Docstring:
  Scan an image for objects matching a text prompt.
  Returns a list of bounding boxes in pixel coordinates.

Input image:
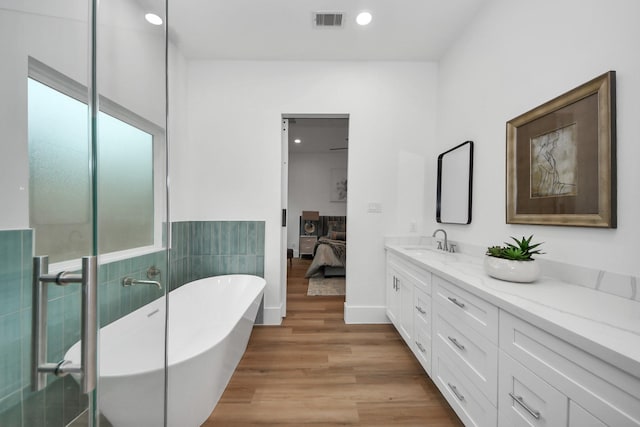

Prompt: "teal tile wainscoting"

[170,221,266,290]
[0,230,32,425]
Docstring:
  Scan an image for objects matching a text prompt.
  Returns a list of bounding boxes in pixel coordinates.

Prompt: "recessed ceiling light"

[294,139,302,144]
[145,13,163,26]
[356,11,372,26]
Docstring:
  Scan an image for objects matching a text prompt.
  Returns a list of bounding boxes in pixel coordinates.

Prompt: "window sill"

[49,245,165,274]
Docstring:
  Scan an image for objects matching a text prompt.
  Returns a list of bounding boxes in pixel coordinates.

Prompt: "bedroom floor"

[204,258,463,426]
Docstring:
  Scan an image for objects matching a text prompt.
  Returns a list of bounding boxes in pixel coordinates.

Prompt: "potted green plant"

[484,235,544,283]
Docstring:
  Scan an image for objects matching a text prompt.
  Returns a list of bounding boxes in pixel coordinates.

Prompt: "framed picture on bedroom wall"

[506,71,616,228]
[330,168,347,202]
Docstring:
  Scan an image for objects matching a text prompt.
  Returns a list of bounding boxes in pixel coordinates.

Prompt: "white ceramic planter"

[483,256,540,283]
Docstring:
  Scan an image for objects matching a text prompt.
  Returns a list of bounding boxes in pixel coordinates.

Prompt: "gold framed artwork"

[506,71,616,228]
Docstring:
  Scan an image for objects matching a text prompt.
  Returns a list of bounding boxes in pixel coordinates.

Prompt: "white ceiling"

[167,1,489,152]
[169,0,489,61]
[288,118,349,154]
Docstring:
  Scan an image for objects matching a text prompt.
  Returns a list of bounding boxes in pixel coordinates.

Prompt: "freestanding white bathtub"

[65,274,265,427]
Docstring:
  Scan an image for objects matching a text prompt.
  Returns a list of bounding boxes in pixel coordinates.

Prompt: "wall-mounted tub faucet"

[122,277,162,290]
[432,228,448,252]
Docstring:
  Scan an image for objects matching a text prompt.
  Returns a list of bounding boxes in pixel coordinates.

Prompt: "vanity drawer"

[434,306,498,405]
[433,351,497,427]
[498,351,567,427]
[414,287,431,326]
[413,316,431,375]
[500,311,640,426]
[568,401,608,427]
[433,275,499,343]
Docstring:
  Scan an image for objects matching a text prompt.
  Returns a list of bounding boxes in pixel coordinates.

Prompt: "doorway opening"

[281,115,349,318]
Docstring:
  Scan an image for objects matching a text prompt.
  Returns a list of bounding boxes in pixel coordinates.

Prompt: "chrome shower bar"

[31,256,97,394]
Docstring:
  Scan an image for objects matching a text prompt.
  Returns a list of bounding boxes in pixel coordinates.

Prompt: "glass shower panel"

[0,0,169,426]
[95,0,168,425]
[0,1,95,426]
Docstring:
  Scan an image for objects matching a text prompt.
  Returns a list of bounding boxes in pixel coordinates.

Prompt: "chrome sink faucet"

[432,228,448,252]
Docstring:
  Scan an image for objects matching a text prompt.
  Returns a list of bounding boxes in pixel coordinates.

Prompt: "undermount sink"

[402,246,442,256]
[399,246,487,272]
[402,246,432,254]
[401,246,457,261]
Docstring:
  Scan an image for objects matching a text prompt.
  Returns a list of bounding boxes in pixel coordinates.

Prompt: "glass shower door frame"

[1,0,169,425]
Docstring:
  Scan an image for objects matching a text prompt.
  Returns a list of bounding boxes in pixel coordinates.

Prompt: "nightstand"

[299,235,317,257]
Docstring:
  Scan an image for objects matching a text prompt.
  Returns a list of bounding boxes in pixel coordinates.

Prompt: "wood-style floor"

[204,258,463,426]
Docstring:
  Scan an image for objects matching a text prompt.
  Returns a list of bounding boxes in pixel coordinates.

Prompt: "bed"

[304,216,346,278]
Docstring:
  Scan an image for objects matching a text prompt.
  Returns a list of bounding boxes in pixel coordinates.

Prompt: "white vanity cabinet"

[432,275,499,427]
[384,245,640,427]
[386,256,413,343]
[386,252,432,371]
[386,258,402,328]
[498,311,640,427]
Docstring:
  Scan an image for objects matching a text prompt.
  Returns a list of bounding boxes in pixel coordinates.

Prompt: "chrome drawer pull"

[448,336,465,351]
[509,392,540,420]
[415,341,426,353]
[447,296,465,309]
[415,305,426,314]
[448,383,465,401]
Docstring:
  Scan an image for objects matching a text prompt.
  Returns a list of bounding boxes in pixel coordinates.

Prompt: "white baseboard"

[343,303,391,324]
[260,305,283,325]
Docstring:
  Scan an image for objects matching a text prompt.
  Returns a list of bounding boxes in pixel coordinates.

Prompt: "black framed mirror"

[436,140,474,224]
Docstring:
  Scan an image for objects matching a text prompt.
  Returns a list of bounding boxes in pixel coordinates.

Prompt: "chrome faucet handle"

[449,244,456,253]
[146,266,161,279]
[437,241,443,250]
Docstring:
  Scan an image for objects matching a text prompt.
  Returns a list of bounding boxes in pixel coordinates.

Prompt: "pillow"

[327,220,346,233]
[329,231,346,241]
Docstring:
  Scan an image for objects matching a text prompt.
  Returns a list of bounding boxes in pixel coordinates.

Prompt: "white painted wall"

[287,151,347,255]
[168,43,188,219]
[172,61,438,324]
[98,1,166,126]
[435,0,640,276]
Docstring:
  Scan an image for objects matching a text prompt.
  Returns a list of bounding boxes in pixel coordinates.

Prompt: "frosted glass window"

[28,78,92,262]
[97,112,153,254]
[28,78,154,263]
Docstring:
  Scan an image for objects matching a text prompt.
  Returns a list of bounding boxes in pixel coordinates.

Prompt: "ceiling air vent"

[313,12,344,28]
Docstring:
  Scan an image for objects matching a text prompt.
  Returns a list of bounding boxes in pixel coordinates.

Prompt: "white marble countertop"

[385,243,640,379]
